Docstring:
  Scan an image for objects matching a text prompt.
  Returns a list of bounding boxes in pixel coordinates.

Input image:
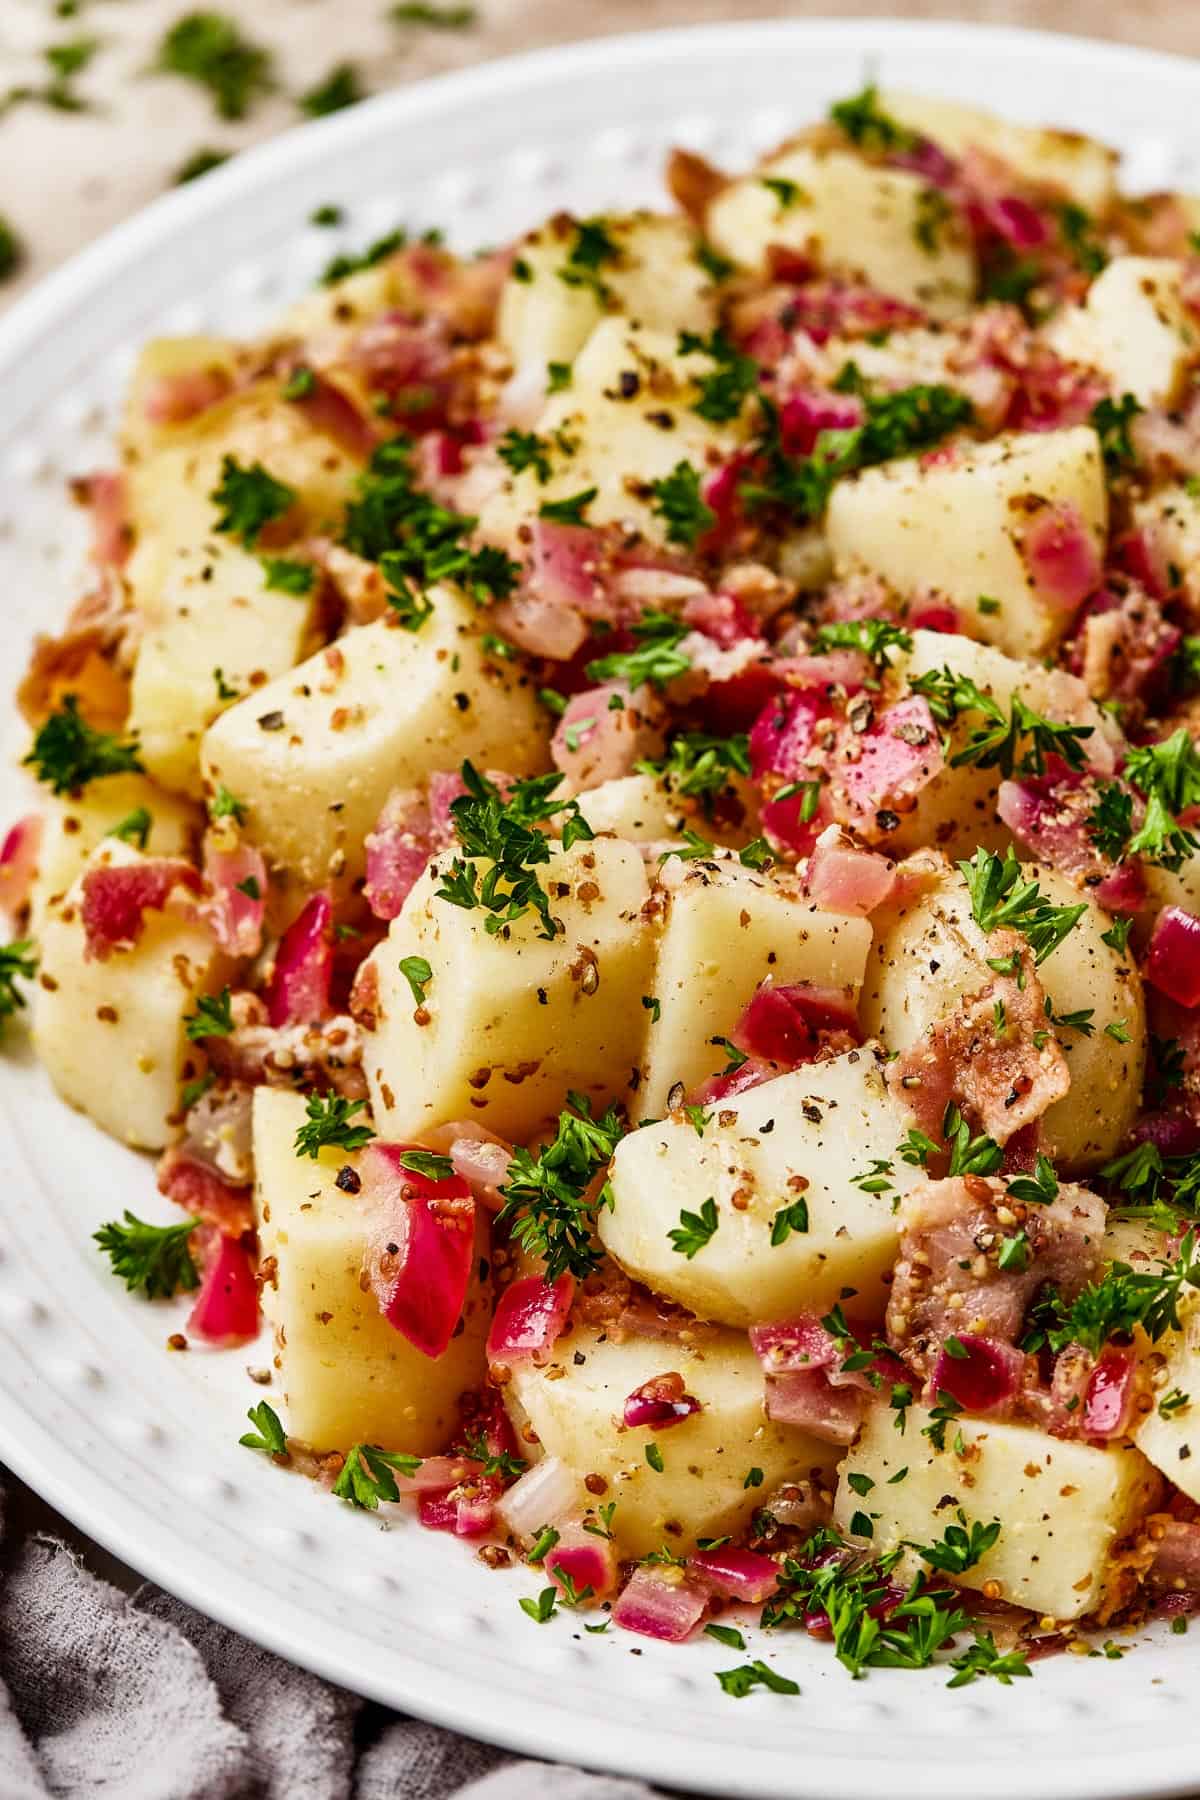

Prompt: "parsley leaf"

[93,1211,199,1299]
[538,488,597,526]
[299,62,362,118]
[947,1632,1032,1688]
[294,1094,376,1160]
[398,954,433,1006]
[262,556,315,595]
[958,846,1086,965]
[0,940,37,1036]
[435,763,595,941]
[496,1093,624,1283]
[678,328,759,424]
[24,696,142,794]
[333,1442,423,1507]
[910,1510,1001,1575]
[829,85,916,151]
[668,1196,719,1259]
[585,610,692,690]
[240,1400,287,1455]
[636,730,750,812]
[341,438,518,604]
[1091,394,1143,471]
[184,987,234,1042]
[716,1661,800,1698]
[814,618,912,666]
[108,807,152,850]
[156,13,273,120]
[211,455,295,545]
[649,460,716,547]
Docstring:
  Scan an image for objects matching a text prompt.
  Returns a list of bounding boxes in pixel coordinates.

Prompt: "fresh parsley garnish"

[93,1211,199,1299]
[538,488,597,526]
[716,1661,799,1698]
[637,730,750,811]
[240,1401,288,1456]
[958,847,1086,965]
[435,762,595,941]
[299,62,362,118]
[156,12,273,120]
[24,696,143,794]
[108,807,153,850]
[294,1094,376,1160]
[829,84,916,151]
[677,328,759,424]
[649,460,715,547]
[910,1510,1001,1576]
[262,556,315,595]
[184,987,234,1042]
[398,954,433,1006]
[211,455,295,545]
[341,438,519,605]
[0,940,37,1036]
[946,1633,1032,1688]
[1091,394,1143,471]
[398,1149,455,1181]
[585,610,692,690]
[333,1443,423,1508]
[668,1196,719,1259]
[496,1093,623,1283]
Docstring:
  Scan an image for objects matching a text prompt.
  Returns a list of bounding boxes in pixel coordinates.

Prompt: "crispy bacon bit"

[886,938,1070,1146]
[157,1145,254,1238]
[886,1174,1105,1382]
[81,858,201,960]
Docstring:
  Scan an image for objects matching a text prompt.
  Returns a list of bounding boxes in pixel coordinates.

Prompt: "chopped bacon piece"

[267,894,333,1027]
[289,371,378,460]
[363,788,434,921]
[838,695,944,827]
[613,1566,709,1642]
[806,825,897,916]
[78,471,133,568]
[156,1145,254,1238]
[1073,589,1180,713]
[203,837,267,958]
[886,939,1070,1146]
[80,857,201,960]
[996,773,1143,913]
[550,682,663,789]
[886,1174,1105,1383]
[730,978,860,1068]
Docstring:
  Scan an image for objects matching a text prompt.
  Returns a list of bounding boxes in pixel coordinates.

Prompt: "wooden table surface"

[0,0,1196,303]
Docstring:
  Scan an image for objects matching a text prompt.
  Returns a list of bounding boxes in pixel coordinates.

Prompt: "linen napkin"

[0,1482,657,1800]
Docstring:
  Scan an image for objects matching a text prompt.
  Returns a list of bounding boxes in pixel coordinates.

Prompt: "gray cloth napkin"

[0,1485,657,1800]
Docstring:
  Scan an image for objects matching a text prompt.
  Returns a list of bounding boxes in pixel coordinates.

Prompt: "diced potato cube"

[362,836,654,1142]
[879,91,1118,214]
[576,771,758,851]
[834,1402,1159,1622]
[126,380,364,794]
[1134,1298,1200,1502]
[253,1088,489,1453]
[826,427,1108,659]
[1047,257,1199,408]
[27,773,200,934]
[884,628,1118,858]
[860,861,1145,1171]
[637,856,871,1115]
[201,592,548,891]
[122,335,240,461]
[32,842,231,1150]
[498,212,717,377]
[506,1322,839,1558]
[601,1050,921,1327]
[477,318,745,550]
[1133,483,1200,613]
[705,147,976,318]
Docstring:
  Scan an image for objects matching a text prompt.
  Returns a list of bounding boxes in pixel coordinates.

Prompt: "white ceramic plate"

[4,20,1200,1797]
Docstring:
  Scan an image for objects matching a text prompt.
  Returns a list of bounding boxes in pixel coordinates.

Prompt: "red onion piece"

[203,838,266,958]
[359,1142,476,1357]
[612,1567,709,1642]
[622,1373,701,1430]
[187,1232,259,1347]
[392,1453,482,1496]
[1146,907,1200,1008]
[545,1535,617,1601]
[839,695,944,818]
[267,893,333,1026]
[778,389,863,457]
[363,788,433,921]
[0,814,42,918]
[1083,1348,1139,1439]
[930,1335,1025,1414]
[496,1456,581,1539]
[806,828,897,917]
[732,980,859,1067]
[418,1485,496,1537]
[690,1546,780,1604]
[1019,501,1101,615]
[487,1274,574,1365]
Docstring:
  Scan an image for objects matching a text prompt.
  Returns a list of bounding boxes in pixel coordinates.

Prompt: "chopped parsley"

[637,730,750,810]
[0,940,37,1036]
[677,328,759,424]
[649,460,716,547]
[262,557,315,595]
[828,85,916,152]
[435,763,595,940]
[398,954,433,1006]
[498,429,553,482]
[814,618,912,667]
[668,1196,719,1259]
[299,63,363,118]
[240,1401,287,1456]
[910,1510,1001,1575]
[1091,729,1200,872]
[156,13,273,121]
[93,1211,199,1299]
[390,1,477,24]
[210,784,246,824]
[558,217,621,299]
[538,488,597,526]
[211,455,295,545]
[771,1198,810,1244]
[333,1443,423,1508]
[1091,394,1143,471]
[294,1094,376,1160]
[175,147,231,184]
[108,807,153,850]
[518,1586,557,1624]
[1041,1231,1200,1354]
[24,696,143,794]
[716,1661,800,1698]
[341,438,518,605]
[947,1633,1032,1688]
[321,227,409,285]
[496,1092,624,1283]
[0,216,23,283]
[958,847,1087,966]
[586,610,692,690]
[184,987,235,1042]
[398,1150,455,1181]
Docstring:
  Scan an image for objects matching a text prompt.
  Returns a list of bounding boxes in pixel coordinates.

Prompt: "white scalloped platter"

[4,21,1200,1798]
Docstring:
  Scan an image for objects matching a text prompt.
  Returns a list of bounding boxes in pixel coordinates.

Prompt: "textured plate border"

[3,21,1200,1799]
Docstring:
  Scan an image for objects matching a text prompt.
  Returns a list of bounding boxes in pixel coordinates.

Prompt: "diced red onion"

[187,1232,259,1347]
[487,1274,574,1365]
[733,980,860,1067]
[0,814,42,918]
[777,389,863,457]
[806,827,897,916]
[203,837,267,957]
[612,1566,709,1642]
[267,893,333,1026]
[419,1484,496,1537]
[545,1534,618,1601]
[392,1453,482,1496]
[839,696,944,817]
[363,788,432,921]
[622,1372,701,1430]
[930,1335,1025,1414]
[495,1456,582,1540]
[1019,501,1101,615]
[1145,907,1200,1008]
[690,1546,780,1604]
[359,1142,476,1358]
[1082,1348,1139,1439]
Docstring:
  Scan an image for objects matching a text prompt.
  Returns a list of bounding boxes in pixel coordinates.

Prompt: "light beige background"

[0,0,1197,305]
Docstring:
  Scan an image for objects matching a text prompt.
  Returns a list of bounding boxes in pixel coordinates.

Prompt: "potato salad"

[10,83,1200,1690]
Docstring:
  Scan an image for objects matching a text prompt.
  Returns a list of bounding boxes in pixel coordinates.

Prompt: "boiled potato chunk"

[879,91,1118,214]
[637,856,871,1115]
[506,1323,839,1558]
[32,842,231,1150]
[885,628,1116,858]
[26,773,199,934]
[1133,484,1200,612]
[362,837,654,1142]
[122,335,239,460]
[705,147,975,318]
[860,860,1145,1171]
[1047,257,1199,408]
[826,427,1107,659]
[835,1402,1159,1622]
[498,212,716,376]
[601,1051,921,1327]
[1134,1298,1200,1502]
[126,379,364,794]
[201,591,548,890]
[252,1088,489,1453]
[478,318,745,550]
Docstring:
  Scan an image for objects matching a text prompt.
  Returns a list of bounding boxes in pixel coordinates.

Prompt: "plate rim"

[4,18,1200,1797]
